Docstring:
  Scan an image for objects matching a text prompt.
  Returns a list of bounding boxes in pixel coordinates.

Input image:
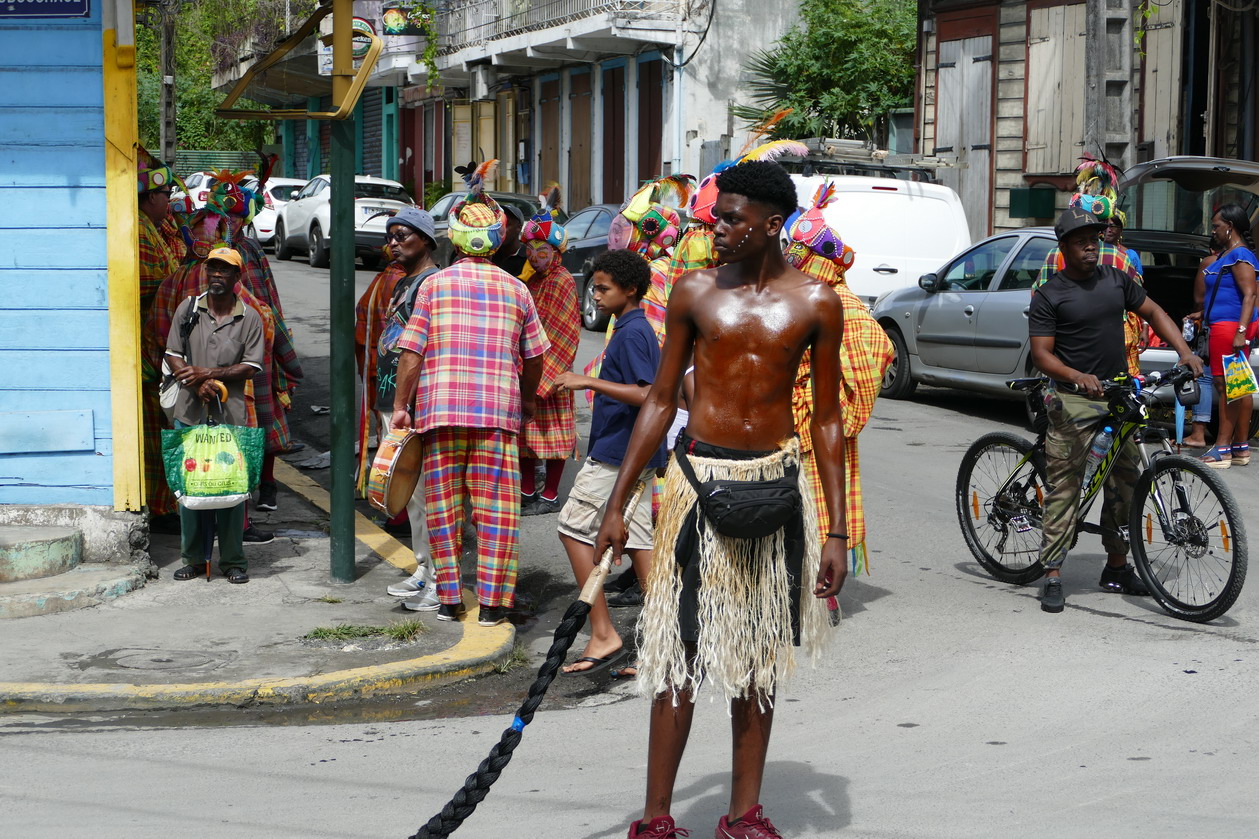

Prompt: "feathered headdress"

[449,159,506,256]
[523,183,568,252]
[690,139,811,225]
[785,179,849,265]
[609,174,695,260]
[1069,153,1122,221]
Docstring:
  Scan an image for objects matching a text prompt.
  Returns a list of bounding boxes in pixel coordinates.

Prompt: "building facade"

[218,1,804,207]
[915,0,1259,238]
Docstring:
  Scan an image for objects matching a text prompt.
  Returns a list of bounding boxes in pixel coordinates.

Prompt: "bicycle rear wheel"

[1129,455,1247,622]
[956,432,1048,585]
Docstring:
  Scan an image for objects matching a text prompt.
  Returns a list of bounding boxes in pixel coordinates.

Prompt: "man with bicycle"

[1029,208,1204,613]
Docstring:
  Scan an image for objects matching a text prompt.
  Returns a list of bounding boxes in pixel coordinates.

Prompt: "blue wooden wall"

[0,9,114,505]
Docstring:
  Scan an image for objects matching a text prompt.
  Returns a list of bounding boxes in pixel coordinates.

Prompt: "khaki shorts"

[557,459,654,550]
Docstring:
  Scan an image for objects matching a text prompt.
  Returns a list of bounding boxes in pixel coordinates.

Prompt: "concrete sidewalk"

[0,460,515,714]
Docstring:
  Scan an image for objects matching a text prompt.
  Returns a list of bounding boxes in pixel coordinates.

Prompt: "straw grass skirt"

[636,437,830,706]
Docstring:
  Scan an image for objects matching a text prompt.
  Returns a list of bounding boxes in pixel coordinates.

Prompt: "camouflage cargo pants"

[1039,390,1141,569]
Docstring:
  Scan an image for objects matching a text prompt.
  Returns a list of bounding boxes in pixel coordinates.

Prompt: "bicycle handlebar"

[1056,365,1194,397]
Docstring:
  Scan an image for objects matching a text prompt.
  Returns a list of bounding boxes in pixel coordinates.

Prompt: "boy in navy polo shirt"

[554,249,666,675]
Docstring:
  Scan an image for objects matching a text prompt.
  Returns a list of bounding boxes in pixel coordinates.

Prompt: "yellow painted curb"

[0,460,516,713]
[0,613,513,712]
[273,459,417,574]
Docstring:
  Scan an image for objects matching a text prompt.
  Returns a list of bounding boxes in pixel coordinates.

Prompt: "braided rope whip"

[409,478,648,839]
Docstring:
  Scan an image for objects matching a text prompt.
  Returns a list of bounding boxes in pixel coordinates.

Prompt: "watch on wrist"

[1238,326,1247,334]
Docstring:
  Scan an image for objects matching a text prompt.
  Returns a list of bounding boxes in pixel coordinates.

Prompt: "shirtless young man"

[592,161,849,839]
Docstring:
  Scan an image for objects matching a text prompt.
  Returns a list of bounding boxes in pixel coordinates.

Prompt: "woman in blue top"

[1193,203,1258,468]
[1104,212,1144,279]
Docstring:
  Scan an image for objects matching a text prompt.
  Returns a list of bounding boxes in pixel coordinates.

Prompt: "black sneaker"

[605,567,638,594]
[243,525,275,544]
[1100,564,1150,596]
[477,605,508,627]
[437,602,466,622]
[608,581,644,607]
[256,481,278,511]
[1041,577,1065,613]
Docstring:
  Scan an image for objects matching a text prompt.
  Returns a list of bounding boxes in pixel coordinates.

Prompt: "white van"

[789,175,971,305]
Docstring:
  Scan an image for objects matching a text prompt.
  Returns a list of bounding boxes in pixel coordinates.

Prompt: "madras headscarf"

[137,144,184,195]
[608,175,694,260]
[521,185,568,251]
[784,180,856,278]
[448,159,506,256]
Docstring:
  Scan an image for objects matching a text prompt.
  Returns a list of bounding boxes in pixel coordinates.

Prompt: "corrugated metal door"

[637,58,664,182]
[935,36,992,237]
[361,88,383,177]
[570,72,593,209]
[539,79,561,192]
[602,66,626,202]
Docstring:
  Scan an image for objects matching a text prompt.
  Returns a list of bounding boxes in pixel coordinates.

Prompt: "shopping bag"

[162,422,264,510]
[1223,352,1259,403]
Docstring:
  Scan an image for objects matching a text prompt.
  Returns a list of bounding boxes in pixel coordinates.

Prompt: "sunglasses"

[386,230,414,243]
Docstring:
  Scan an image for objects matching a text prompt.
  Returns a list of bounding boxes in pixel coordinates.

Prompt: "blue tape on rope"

[511,716,525,732]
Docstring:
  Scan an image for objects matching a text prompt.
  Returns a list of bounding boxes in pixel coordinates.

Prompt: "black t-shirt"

[491,246,528,279]
[1028,265,1147,379]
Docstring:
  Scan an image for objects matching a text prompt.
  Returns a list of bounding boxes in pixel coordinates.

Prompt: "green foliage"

[136,0,314,152]
[423,178,452,210]
[304,620,427,642]
[730,0,917,145]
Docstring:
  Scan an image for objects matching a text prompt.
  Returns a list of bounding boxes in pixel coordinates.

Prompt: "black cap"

[501,203,525,225]
[1055,207,1107,241]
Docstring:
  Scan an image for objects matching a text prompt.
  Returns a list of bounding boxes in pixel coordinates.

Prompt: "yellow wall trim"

[104,1,143,512]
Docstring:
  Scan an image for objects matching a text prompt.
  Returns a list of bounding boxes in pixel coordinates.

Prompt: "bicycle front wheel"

[1129,455,1248,623]
[956,432,1048,585]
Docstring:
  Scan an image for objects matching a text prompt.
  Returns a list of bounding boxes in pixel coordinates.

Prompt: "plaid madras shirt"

[397,257,550,434]
[1035,243,1145,377]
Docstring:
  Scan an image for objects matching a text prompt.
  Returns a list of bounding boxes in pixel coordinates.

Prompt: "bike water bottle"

[1083,426,1113,487]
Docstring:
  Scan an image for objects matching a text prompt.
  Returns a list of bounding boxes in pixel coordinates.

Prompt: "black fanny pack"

[673,443,801,540]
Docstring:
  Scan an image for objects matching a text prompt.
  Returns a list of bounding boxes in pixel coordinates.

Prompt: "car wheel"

[581,274,609,331]
[274,221,292,260]
[881,326,916,399]
[309,223,329,268]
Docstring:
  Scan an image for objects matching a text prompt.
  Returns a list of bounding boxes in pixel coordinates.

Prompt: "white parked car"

[789,174,972,306]
[170,171,216,211]
[274,174,415,268]
[249,177,307,248]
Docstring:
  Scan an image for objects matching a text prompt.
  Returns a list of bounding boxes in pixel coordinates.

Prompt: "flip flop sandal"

[1200,447,1232,469]
[561,648,626,677]
[1231,444,1251,465]
[610,663,639,680]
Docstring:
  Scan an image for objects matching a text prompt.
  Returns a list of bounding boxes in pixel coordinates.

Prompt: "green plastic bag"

[1224,352,1258,403]
[162,423,264,510]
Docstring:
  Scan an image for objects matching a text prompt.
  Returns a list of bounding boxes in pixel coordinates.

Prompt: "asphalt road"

[3,256,1256,837]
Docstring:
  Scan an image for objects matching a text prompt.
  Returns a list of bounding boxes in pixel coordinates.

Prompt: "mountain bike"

[956,366,1247,622]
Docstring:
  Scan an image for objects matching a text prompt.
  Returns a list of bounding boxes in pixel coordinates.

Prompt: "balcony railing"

[439,0,684,51]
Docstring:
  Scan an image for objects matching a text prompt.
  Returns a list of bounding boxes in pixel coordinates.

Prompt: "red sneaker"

[629,814,690,838]
[715,805,783,839]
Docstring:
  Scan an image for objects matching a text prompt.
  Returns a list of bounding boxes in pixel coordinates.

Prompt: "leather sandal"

[173,564,206,581]
[225,568,250,584]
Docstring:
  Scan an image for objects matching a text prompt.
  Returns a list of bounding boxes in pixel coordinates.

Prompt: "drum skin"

[367,429,423,517]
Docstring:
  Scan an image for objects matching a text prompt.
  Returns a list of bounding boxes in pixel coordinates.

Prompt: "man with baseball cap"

[164,247,266,584]
[1028,208,1203,613]
[372,207,443,608]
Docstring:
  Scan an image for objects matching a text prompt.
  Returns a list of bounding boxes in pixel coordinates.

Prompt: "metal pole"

[329,0,356,583]
[159,4,177,163]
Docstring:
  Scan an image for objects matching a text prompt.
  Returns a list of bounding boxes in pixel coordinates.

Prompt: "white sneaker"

[401,587,441,611]
[387,576,425,597]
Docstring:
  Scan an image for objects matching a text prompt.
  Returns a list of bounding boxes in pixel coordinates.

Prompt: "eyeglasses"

[386,230,413,243]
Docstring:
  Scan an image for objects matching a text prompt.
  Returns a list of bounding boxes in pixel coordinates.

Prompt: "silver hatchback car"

[872,227,1057,401]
